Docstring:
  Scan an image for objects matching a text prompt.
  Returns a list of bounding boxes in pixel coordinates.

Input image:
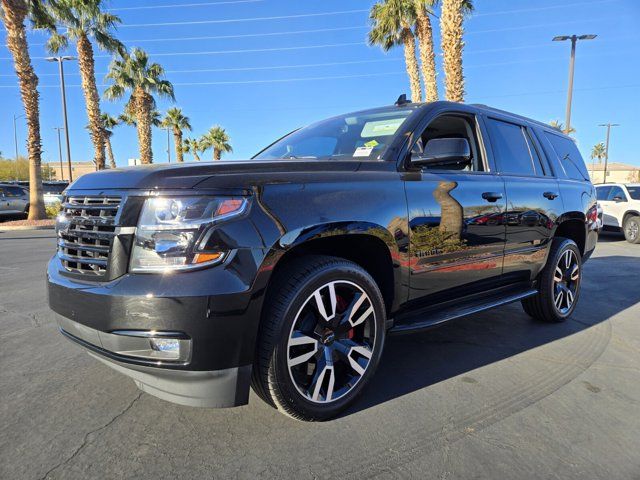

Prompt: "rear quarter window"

[544,132,589,181]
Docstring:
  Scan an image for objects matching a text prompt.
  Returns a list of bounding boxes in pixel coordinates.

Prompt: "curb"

[0,225,55,232]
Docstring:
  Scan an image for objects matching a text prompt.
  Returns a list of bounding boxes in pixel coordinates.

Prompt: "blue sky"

[1,0,639,168]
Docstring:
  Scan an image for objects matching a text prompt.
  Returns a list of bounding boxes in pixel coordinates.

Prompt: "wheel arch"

[622,209,640,225]
[262,221,401,316]
[554,213,587,255]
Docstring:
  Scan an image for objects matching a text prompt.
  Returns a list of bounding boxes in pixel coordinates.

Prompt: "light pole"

[12,113,25,180]
[46,56,75,182]
[53,127,65,181]
[552,34,597,134]
[599,123,620,183]
[163,126,171,163]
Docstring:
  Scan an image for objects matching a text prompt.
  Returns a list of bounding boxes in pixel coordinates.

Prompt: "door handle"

[482,192,503,202]
[543,191,559,200]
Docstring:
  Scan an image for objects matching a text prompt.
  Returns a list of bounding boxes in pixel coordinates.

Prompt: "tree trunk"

[193,151,200,162]
[134,90,153,164]
[214,148,221,161]
[433,181,463,240]
[106,136,116,168]
[76,34,106,169]
[173,128,184,163]
[2,0,45,219]
[441,0,465,102]
[415,3,438,102]
[401,26,422,103]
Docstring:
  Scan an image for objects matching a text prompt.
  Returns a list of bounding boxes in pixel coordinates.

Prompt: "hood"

[67,159,387,191]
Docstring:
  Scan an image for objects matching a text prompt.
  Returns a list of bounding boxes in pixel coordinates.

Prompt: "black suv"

[47,99,599,420]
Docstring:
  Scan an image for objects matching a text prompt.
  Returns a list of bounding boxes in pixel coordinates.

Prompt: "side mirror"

[411,138,471,168]
[613,195,625,202]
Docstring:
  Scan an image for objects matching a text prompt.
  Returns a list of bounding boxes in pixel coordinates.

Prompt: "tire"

[23,204,30,218]
[251,255,386,421]
[521,238,582,323]
[623,215,640,244]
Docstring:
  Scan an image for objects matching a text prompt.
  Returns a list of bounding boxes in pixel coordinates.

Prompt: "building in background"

[46,161,99,181]
[588,162,640,184]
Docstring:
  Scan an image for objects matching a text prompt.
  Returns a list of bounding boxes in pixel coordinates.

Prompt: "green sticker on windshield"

[364,140,379,148]
[361,118,405,137]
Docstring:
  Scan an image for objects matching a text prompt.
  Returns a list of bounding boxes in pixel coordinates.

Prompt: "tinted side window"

[608,186,626,201]
[487,118,538,176]
[6,186,25,197]
[596,186,612,200]
[544,132,589,181]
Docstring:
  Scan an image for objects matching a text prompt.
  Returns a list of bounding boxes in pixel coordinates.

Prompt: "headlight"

[130,196,247,273]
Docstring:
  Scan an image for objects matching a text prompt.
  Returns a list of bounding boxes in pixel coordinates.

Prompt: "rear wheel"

[522,238,582,322]
[252,255,386,421]
[623,215,640,244]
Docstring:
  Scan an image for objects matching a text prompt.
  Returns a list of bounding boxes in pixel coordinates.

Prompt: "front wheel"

[522,238,582,322]
[252,255,386,421]
[623,215,640,244]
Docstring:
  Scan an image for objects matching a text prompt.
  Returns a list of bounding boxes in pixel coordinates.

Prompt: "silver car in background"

[0,183,29,217]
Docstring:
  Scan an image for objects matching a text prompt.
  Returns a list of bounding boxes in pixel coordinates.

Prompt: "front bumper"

[59,315,251,407]
[48,247,267,407]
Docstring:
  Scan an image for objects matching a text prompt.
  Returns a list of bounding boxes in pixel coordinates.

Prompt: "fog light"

[149,338,180,358]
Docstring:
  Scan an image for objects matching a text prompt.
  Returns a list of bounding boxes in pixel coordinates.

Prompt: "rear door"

[483,116,561,282]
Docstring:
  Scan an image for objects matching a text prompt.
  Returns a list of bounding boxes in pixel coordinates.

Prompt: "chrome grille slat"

[57,239,110,254]
[57,195,121,277]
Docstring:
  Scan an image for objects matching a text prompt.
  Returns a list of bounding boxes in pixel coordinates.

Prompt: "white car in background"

[595,183,640,243]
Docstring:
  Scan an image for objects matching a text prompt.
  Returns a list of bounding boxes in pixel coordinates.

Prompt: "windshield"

[627,186,640,200]
[254,107,417,161]
[43,183,68,194]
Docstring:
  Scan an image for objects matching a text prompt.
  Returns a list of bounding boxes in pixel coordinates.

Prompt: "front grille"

[57,195,122,276]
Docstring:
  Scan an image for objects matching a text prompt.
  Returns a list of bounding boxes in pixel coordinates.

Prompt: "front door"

[598,185,628,229]
[405,113,507,303]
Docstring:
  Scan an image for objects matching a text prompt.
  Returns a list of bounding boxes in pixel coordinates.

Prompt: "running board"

[389,288,538,335]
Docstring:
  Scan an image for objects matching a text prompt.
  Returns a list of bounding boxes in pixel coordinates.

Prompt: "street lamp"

[163,126,171,163]
[552,34,597,134]
[12,113,25,180]
[46,55,75,182]
[53,127,65,181]
[598,123,620,183]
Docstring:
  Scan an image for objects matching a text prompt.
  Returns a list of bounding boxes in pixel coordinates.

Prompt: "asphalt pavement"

[1,230,638,479]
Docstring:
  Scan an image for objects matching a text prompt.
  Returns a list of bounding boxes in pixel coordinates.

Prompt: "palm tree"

[104,48,174,164]
[549,120,576,135]
[36,0,124,170]
[201,126,232,161]
[100,113,119,168]
[591,142,606,164]
[183,137,204,162]
[118,109,162,127]
[440,0,474,102]
[369,0,422,103]
[413,0,438,102]
[1,0,46,219]
[161,108,191,163]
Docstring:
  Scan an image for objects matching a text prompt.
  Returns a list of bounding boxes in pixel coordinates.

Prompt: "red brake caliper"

[336,295,355,339]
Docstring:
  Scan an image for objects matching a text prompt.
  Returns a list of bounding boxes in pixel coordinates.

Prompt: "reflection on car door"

[484,117,561,282]
[405,112,507,303]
